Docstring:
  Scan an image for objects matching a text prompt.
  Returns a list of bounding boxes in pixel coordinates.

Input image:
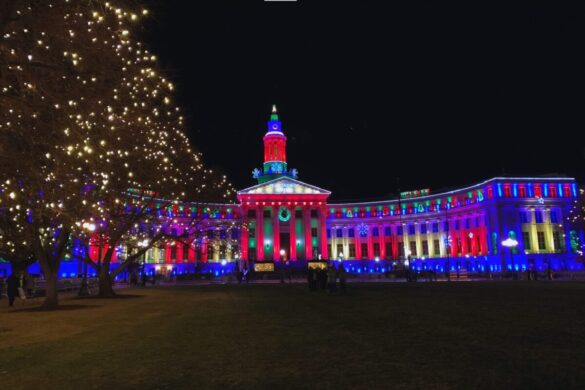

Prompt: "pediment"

[238,177,331,196]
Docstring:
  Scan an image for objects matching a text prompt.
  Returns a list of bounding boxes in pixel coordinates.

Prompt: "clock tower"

[253,105,298,183]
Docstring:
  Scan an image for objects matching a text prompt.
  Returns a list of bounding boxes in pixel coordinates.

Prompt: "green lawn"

[1,282,585,389]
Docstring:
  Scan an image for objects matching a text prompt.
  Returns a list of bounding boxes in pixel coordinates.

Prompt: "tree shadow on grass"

[10,304,101,313]
[73,294,145,300]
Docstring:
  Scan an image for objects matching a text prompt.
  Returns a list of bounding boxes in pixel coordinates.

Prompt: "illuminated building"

[2,106,582,278]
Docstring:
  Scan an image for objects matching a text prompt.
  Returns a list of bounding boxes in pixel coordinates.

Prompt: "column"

[289,206,297,260]
[241,207,249,261]
[304,208,313,260]
[188,243,195,262]
[367,226,374,260]
[256,206,264,261]
[355,230,362,259]
[391,234,398,259]
[379,224,385,259]
[165,243,172,264]
[177,243,184,263]
[320,207,328,259]
[272,206,280,260]
[202,239,208,263]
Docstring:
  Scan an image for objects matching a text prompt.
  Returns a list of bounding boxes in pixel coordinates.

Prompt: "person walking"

[0,276,5,300]
[327,264,337,294]
[6,273,18,307]
[338,264,347,294]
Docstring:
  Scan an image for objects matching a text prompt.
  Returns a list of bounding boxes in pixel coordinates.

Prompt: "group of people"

[0,273,23,307]
[129,271,159,288]
[307,264,347,294]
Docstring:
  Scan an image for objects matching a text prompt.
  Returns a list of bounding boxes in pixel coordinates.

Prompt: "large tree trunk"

[98,266,116,297]
[40,270,59,310]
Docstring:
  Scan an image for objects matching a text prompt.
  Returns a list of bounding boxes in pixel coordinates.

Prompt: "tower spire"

[270,104,279,121]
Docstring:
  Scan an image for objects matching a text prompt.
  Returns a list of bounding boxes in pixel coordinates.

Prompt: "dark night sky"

[143,1,585,201]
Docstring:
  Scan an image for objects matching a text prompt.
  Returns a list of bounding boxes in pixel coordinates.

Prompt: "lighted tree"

[0,1,234,307]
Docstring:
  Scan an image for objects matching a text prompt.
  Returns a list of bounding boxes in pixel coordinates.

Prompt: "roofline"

[329,176,576,207]
[237,176,332,195]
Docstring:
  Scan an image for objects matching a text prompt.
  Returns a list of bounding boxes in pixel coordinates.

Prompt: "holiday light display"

[0,0,233,306]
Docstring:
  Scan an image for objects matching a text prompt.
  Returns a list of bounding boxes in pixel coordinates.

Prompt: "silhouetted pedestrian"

[338,264,347,294]
[318,267,327,291]
[327,265,336,294]
[6,273,18,307]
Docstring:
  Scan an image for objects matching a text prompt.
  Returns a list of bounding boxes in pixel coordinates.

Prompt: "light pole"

[279,249,286,283]
[78,222,96,296]
[502,237,519,280]
[137,239,149,280]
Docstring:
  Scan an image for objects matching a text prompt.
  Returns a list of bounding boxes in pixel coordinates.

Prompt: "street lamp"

[78,222,97,296]
[502,237,519,279]
[137,239,149,277]
[279,249,287,283]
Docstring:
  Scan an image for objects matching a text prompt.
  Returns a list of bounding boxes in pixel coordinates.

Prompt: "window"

[327,244,332,257]
[263,209,271,218]
[465,219,471,229]
[183,245,190,261]
[432,223,439,233]
[475,216,480,227]
[348,229,355,238]
[422,240,429,256]
[249,228,255,239]
[398,242,405,258]
[408,225,415,235]
[396,226,403,235]
[361,243,368,258]
[520,211,529,224]
[420,224,427,234]
[455,220,460,230]
[433,239,440,256]
[170,245,177,260]
[311,227,318,237]
[537,232,546,250]
[385,242,392,259]
[553,231,562,251]
[443,221,449,231]
[327,229,331,239]
[248,247,257,261]
[310,209,318,218]
[372,227,379,237]
[522,231,531,251]
[550,210,558,224]
[384,227,392,236]
[373,243,380,257]
[247,209,256,218]
[336,229,343,238]
[409,241,417,257]
[349,244,356,258]
[535,210,543,224]
[336,244,344,258]
[295,210,303,219]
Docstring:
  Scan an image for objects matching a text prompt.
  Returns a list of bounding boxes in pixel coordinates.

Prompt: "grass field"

[1,281,585,389]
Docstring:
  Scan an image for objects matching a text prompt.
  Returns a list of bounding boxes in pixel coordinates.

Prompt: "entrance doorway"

[280,232,290,260]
